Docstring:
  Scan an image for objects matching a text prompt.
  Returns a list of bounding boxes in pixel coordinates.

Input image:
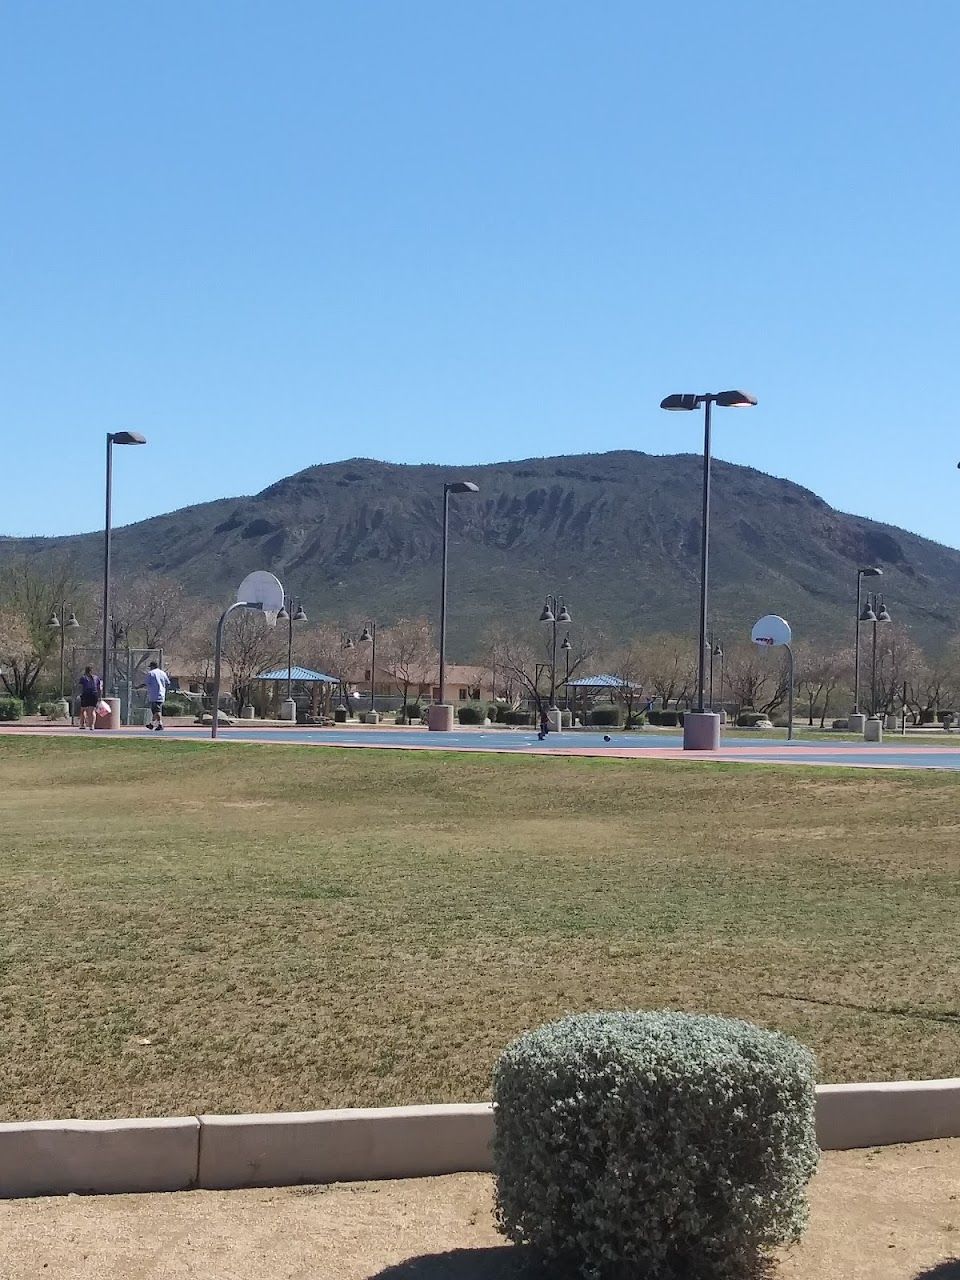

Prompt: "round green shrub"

[493,1010,818,1279]
[0,697,24,722]
[587,705,622,727]
[737,711,767,727]
[457,704,484,725]
[658,710,680,727]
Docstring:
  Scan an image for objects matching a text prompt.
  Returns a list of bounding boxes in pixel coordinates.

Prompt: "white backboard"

[751,614,792,648]
[236,571,284,626]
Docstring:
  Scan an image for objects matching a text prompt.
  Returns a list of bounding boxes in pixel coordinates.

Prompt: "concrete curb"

[2,1082,960,1198]
[0,1117,199,1198]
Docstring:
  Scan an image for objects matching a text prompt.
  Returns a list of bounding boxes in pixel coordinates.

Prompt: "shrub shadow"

[371,1245,540,1278]
[913,1262,960,1280]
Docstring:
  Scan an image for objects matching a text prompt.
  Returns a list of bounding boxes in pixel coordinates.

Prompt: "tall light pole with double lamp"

[277,596,308,720]
[861,591,891,718]
[429,480,479,732]
[102,431,147,711]
[851,566,882,730]
[660,391,757,749]
[358,622,378,721]
[48,606,80,714]
[561,633,572,710]
[539,594,572,727]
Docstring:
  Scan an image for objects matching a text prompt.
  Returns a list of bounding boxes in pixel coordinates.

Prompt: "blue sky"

[2,2,958,544]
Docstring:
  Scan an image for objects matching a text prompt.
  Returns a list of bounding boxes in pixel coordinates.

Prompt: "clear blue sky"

[2,2,958,544]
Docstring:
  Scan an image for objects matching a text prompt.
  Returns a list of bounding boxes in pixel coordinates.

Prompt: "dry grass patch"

[0,736,958,1119]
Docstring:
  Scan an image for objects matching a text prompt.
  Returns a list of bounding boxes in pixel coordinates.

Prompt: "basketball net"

[262,609,279,628]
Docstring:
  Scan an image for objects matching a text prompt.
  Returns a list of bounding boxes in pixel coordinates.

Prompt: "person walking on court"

[78,666,102,730]
[144,661,171,731]
[537,705,550,741]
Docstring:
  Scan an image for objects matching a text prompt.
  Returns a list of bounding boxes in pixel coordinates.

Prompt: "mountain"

[3,452,960,654]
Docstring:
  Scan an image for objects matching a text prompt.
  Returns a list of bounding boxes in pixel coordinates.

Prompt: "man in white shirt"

[145,662,171,731]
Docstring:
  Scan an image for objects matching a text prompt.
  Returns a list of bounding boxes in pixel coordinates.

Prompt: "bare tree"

[645,634,697,709]
[725,642,790,716]
[301,621,365,704]
[796,644,853,727]
[220,611,286,709]
[873,624,924,718]
[109,573,192,650]
[0,557,79,699]
[607,639,647,722]
[379,617,438,707]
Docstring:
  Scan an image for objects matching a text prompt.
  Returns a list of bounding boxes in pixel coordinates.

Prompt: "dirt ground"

[0,1141,958,1279]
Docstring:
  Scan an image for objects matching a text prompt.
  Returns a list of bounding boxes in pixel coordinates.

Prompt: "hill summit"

[3,451,959,652]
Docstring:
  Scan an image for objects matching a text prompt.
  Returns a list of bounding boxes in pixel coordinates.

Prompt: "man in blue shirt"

[144,662,171,731]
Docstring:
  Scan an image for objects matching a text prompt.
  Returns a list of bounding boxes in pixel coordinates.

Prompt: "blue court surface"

[132,724,960,771]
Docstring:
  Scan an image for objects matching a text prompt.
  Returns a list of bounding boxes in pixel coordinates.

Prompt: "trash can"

[864,716,883,743]
[334,706,348,723]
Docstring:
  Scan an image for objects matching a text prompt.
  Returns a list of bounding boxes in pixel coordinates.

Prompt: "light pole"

[358,622,377,716]
[561,633,572,710]
[102,431,147,698]
[48,606,80,707]
[862,591,891,716]
[338,633,356,710]
[539,594,572,712]
[432,480,479,731]
[660,390,757,749]
[713,641,724,716]
[276,596,307,707]
[853,566,882,718]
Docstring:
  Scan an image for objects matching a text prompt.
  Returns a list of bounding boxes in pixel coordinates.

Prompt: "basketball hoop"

[236,571,284,626]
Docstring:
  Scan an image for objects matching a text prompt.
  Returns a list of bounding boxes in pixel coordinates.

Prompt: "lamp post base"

[546,707,562,733]
[848,713,866,734]
[426,704,454,732]
[280,699,297,722]
[683,711,721,751]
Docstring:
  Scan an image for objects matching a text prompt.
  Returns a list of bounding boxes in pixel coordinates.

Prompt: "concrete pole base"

[426,704,454,732]
[96,696,121,730]
[279,699,297,722]
[864,716,883,743]
[546,708,562,733]
[683,711,721,751]
[848,713,867,734]
[362,711,380,725]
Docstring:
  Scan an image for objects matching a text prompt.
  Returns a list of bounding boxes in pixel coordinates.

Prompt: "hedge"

[587,705,622,727]
[493,1010,818,1279]
[457,704,485,725]
[0,697,24,722]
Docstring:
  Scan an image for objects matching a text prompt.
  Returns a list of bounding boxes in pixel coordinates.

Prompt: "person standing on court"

[77,665,102,730]
[144,661,171,731]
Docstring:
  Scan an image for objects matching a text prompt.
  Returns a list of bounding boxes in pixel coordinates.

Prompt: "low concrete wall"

[0,1117,199,1197]
[4,1083,960,1199]
[198,1103,494,1190]
[816,1079,960,1150]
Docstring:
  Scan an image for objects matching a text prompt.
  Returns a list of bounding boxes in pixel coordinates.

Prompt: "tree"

[607,639,647,721]
[301,620,365,705]
[0,557,79,700]
[108,573,191,651]
[724,642,789,716]
[873,624,924,718]
[795,644,853,727]
[379,617,438,707]
[219,611,285,709]
[645,634,697,709]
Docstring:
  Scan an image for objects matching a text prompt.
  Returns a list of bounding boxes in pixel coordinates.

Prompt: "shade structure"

[254,666,339,683]
[564,673,644,690]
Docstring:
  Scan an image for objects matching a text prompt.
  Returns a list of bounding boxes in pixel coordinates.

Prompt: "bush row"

[0,697,24,721]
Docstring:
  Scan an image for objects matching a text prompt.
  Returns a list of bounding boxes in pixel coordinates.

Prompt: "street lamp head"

[446,481,480,494]
[293,604,308,623]
[660,393,702,411]
[713,643,723,657]
[714,390,758,408]
[47,611,61,629]
[859,566,883,578]
[109,431,147,446]
[560,634,572,652]
[65,612,80,630]
[876,600,892,624]
[358,626,373,644]
[556,604,572,624]
[860,603,878,623]
[539,602,555,624]
[344,636,355,649]
[276,606,290,622]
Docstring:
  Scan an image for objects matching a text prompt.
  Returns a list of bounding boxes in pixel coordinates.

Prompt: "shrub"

[831,718,849,730]
[493,1010,818,1280]
[0,697,24,722]
[504,709,533,726]
[403,703,423,720]
[457,704,484,725]
[160,697,192,717]
[658,710,680,727]
[737,711,767,727]
[646,708,661,725]
[588,705,622,727]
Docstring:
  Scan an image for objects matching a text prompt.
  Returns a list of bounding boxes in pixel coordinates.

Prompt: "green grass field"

[0,735,958,1121]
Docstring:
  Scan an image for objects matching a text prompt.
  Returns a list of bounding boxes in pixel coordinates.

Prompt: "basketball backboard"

[236,571,284,627]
